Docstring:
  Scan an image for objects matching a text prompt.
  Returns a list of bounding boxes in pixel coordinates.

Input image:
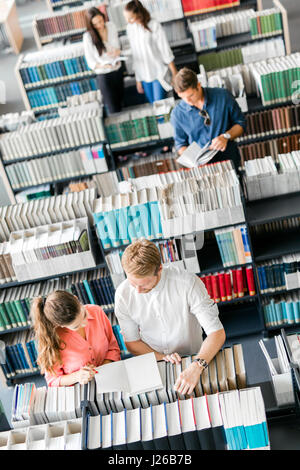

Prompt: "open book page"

[100,56,127,66]
[94,361,130,393]
[125,353,163,396]
[177,141,218,168]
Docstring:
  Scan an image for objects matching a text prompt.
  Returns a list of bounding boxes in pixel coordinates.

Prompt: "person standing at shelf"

[83,7,124,115]
[31,290,120,386]
[123,0,178,103]
[115,239,226,395]
[171,67,246,170]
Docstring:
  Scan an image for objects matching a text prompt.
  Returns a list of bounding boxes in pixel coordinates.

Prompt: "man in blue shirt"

[171,67,246,170]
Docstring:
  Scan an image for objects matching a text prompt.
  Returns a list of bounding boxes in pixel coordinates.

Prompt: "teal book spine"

[93,212,112,250]
[105,209,120,248]
[148,201,163,240]
[83,280,96,304]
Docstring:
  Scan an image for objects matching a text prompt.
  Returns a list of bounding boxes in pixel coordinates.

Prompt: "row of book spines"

[257,263,292,293]
[70,277,115,311]
[2,340,38,378]
[200,266,256,303]
[116,159,180,181]
[198,47,243,71]
[94,203,163,251]
[105,118,159,145]
[19,56,89,86]
[239,133,300,164]
[36,13,88,38]
[260,68,300,105]
[181,0,240,14]
[0,277,114,332]
[214,227,252,268]
[249,12,282,38]
[241,105,300,141]
[27,78,97,109]
[263,298,300,327]
[157,240,180,264]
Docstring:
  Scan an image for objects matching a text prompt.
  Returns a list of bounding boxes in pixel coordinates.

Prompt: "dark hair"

[86,7,107,56]
[125,0,151,32]
[31,290,81,374]
[173,67,198,93]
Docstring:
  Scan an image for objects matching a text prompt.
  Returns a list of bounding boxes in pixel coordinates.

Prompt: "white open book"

[176,141,218,168]
[94,352,163,396]
[100,55,127,66]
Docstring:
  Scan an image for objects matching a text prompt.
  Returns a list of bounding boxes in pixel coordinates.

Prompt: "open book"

[100,55,127,66]
[177,141,218,168]
[94,352,163,396]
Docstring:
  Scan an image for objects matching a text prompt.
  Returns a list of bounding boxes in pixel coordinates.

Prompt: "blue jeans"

[141,79,167,103]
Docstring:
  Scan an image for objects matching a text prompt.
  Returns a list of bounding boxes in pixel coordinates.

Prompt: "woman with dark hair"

[83,7,124,114]
[31,290,120,386]
[124,0,177,103]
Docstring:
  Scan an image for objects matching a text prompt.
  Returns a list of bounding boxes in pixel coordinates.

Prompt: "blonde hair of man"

[121,239,161,277]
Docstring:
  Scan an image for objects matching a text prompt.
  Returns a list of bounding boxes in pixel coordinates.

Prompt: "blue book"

[94,279,107,308]
[292,301,300,323]
[286,301,294,323]
[6,345,21,374]
[244,423,269,449]
[240,226,252,263]
[260,266,268,293]
[128,203,148,240]
[148,200,163,240]
[105,209,120,248]
[83,279,96,304]
[15,343,28,371]
[93,212,112,250]
[101,275,114,308]
[280,301,288,324]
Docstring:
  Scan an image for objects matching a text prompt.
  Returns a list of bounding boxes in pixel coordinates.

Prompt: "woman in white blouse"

[124,0,177,103]
[83,8,124,114]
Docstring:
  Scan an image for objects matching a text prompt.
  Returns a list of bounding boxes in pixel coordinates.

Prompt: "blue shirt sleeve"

[170,106,189,150]
[226,90,247,132]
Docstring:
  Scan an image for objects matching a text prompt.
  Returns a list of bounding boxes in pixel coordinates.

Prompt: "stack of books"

[189,19,217,52]
[0,109,105,161]
[257,253,300,294]
[198,37,285,71]
[262,291,300,328]
[163,19,188,45]
[0,188,97,242]
[86,387,269,451]
[9,217,96,282]
[200,265,256,303]
[214,225,252,267]
[26,77,98,110]
[181,0,240,16]
[1,330,38,380]
[249,8,283,39]
[104,105,160,148]
[18,43,91,88]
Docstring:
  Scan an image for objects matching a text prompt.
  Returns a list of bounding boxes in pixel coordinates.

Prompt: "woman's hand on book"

[76,364,97,384]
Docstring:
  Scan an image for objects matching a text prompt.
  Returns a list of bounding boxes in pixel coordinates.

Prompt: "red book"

[205,274,213,299]
[217,272,227,302]
[224,272,232,301]
[231,269,238,299]
[211,274,220,303]
[246,266,256,296]
[236,268,244,298]
[242,267,248,293]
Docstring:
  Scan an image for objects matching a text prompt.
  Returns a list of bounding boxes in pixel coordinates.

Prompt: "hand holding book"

[210,134,229,152]
[174,362,202,396]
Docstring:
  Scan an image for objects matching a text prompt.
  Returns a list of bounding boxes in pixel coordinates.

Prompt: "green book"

[3,303,17,328]
[0,305,9,331]
[14,300,28,326]
[9,301,23,327]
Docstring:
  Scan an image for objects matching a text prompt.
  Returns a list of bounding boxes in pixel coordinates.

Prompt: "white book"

[95,352,163,396]
[177,142,218,168]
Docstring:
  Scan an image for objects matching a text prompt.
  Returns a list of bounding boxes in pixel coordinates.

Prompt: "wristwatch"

[223,132,231,140]
[192,358,208,369]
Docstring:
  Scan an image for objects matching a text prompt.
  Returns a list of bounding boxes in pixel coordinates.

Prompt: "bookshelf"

[0,0,23,54]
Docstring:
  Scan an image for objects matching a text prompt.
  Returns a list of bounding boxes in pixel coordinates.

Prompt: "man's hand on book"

[210,135,228,152]
[162,352,181,364]
[174,362,202,395]
[136,81,144,94]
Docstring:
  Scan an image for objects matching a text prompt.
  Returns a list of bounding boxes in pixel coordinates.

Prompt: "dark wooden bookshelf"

[252,231,300,263]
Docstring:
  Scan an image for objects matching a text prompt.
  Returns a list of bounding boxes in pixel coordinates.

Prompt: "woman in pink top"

[31,290,120,386]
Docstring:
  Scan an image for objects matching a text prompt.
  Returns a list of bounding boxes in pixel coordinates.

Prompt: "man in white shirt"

[115,239,226,395]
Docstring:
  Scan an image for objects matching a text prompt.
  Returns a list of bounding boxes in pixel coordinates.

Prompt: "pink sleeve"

[101,311,121,362]
[44,363,64,387]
